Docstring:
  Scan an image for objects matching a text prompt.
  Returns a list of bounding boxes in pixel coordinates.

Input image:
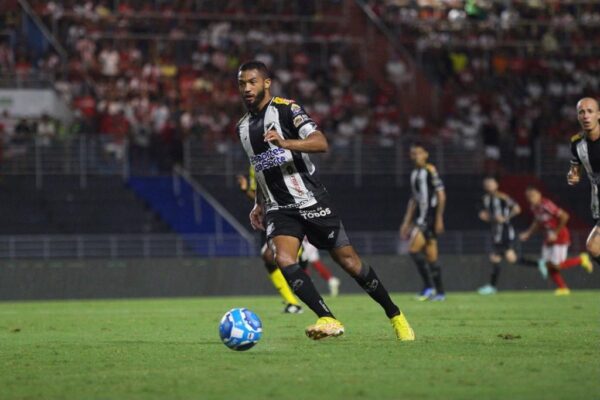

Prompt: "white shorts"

[301,238,320,263]
[541,244,568,265]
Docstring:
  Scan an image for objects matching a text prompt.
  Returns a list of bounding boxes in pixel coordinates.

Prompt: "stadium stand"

[0,0,595,255]
[0,175,169,234]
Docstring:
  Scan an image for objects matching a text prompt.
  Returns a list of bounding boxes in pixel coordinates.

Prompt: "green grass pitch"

[0,291,598,400]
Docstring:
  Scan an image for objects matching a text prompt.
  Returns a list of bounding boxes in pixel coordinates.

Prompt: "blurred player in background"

[299,238,341,297]
[567,97,600,271]
[237,60,414,341]
[238,168,303,313]
[477,176,521,295]
[400,142,447,301]
[519,186,592,295]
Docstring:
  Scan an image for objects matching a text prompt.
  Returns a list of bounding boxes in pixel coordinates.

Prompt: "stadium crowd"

[369,0,600,171]
[1,0,598,172]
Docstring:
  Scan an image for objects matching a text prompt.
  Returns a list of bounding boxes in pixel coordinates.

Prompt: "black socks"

[355,264,400,318]
[430,263,445,295]
[490,262,501,287]
[410,252,433,290]
[280,263,333,318]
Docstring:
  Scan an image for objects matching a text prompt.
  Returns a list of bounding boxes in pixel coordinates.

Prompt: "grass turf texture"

[0,291,598,400]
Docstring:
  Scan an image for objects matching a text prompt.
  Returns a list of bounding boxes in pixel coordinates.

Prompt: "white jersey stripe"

[264,106,316,209]
[238,114,279,209]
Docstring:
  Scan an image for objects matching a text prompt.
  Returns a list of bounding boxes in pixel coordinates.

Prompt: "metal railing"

[0,136,575,187]
[0,230,587,260]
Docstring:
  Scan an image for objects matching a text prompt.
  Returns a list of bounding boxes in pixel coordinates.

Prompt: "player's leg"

[271,235,336,320]
[546,245,570,295]
[408,228,434,299]
[261,242,302,314]
[328,244,414,341]
[586,224,600,261]
[478,252,501,295]
[558,252,593,273]
[424,239,445,300]
[303,239,340,296]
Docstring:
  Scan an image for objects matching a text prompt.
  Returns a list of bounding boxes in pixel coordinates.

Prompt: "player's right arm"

[249,184,265,231]
[400,199,416,239]
[568,134,582,185]
[567,164,581,186]
[519,220,540,242]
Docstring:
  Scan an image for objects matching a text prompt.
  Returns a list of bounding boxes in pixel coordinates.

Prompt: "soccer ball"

[218,308,263,351]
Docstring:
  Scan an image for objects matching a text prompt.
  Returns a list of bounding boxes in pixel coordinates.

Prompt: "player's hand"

[249,203,265,231]
[399,223,412,240]
[567,169,580,185]
[479,210,490,222]
[546,231,558,242]
[495,215,507,224]
[434,218,444,235]
[264,129,288,149]
[237,175,248,191]
[518,232,530,242]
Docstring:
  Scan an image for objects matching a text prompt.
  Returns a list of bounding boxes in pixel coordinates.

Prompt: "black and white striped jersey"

[410,163,444,224]
[481,192,517,243]
[236,96,327,212]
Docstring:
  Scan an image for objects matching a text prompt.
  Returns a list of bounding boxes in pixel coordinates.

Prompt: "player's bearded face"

[238,70,268,110]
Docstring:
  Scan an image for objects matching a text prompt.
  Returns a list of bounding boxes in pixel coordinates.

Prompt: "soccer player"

[519,186,592,295]
[299,238,341,297]
[236,60,414,341]
[237,168,303,314]
[399,142,447,301]
[477,176,521,295]
[567,97,600,271]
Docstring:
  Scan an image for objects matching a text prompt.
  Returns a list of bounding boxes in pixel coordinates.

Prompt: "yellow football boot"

[305,317,344,340]
[390,313,415,341]
[554,288,571,296]
[580,253,593,273]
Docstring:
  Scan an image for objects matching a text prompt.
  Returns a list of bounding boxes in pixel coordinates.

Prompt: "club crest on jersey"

[291,103,303,116]
[293,114,308,128]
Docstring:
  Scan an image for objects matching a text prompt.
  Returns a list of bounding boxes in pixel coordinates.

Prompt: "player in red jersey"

[519,186,592,295]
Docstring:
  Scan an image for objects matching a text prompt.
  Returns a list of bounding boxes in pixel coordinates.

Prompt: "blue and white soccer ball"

[218,308,263,351]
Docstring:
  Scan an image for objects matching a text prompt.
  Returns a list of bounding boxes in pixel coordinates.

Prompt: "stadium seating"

[0,175,170,234]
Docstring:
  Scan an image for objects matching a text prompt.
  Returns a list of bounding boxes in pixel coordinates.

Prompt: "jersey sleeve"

[427,165,444,191]
[542,199,560,217]
[570,134,582,166]
[570,140,582,166]
[287,102,319,139]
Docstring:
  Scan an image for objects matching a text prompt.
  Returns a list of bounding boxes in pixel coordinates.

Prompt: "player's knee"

[274,253,296,268]
[505,251,517,264]
[586,240,600,257]
[336,253,362,275]
[489,254,502,263]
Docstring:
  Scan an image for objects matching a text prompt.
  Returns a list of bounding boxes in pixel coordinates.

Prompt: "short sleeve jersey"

[237,97,326,212]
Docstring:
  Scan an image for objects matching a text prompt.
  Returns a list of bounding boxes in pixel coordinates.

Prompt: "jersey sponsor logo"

[299,207,332,220]
[251,148,287,172]
[291,103,303,116]
[293,114,309,128]
[272,97,294,105]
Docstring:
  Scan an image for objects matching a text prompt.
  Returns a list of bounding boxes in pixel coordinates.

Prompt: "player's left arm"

[568,135,582,185]
[435,188,446,234]
[264,129,328,153]
[549,208,569,241]
[264,101,328,153]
